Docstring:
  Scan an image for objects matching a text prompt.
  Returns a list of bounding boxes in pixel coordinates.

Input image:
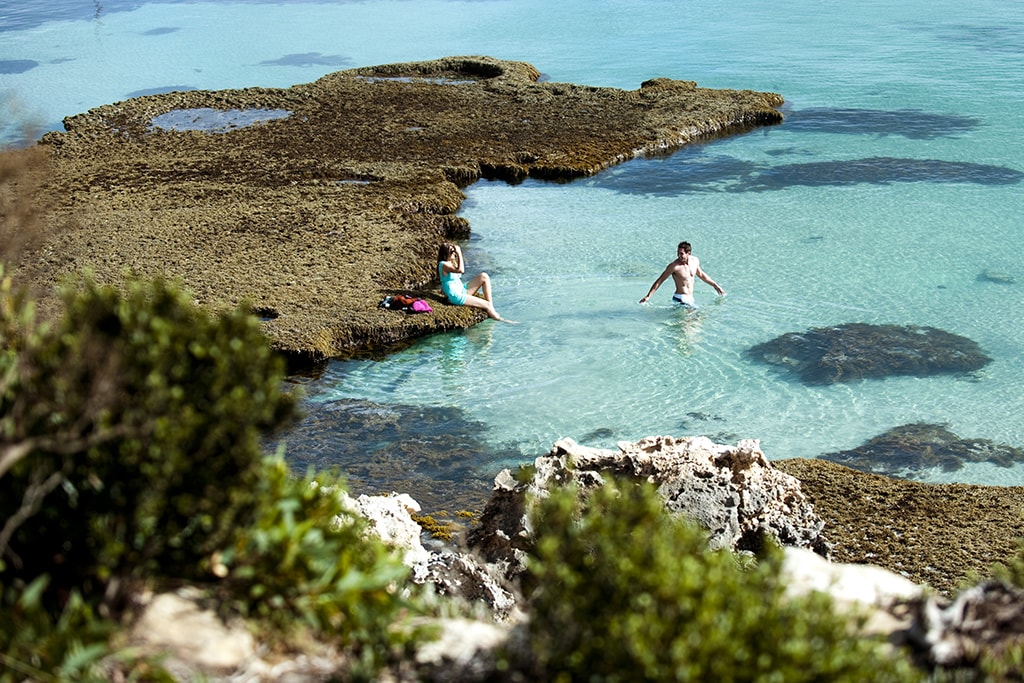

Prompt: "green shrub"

[0,271,432,680]
[976,543,1024,681]
[0,271,298,603]
[213,458,422,674]
[992,539,1024,589]
[518,479,924,682]
[0,576,115,683]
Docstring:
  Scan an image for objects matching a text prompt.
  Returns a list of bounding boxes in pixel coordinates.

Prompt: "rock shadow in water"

[127,85,198,98]
[267,398,519,514]
[732,157,1024,192]
[259,52,352,67]
[781,107,982,139]
[593,151,1022,196]
[819,423,1024,479]
[0,59,39,75]
[746,322,991,385]
[590,146,756,195]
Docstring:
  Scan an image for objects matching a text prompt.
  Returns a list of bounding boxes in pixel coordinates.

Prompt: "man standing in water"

[639,241,726,307]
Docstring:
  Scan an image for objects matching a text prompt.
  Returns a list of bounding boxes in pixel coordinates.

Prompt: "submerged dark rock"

[268,397,511,515]
[746,322,991,385]
[818,423,1024,478]
[733,156,1024,191]
[781,107,982,139]
[978,268,1016,284]
[593,150,1022,196]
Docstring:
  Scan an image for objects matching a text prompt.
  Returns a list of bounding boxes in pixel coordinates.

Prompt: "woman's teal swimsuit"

[439,262,467,305]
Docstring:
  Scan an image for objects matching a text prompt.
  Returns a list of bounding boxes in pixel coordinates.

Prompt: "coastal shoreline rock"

[774,457,1024,597]
[16,55,784,361]
[466,435,831,581]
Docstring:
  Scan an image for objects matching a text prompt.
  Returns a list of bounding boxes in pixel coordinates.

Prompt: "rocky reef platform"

[18,55,783,362]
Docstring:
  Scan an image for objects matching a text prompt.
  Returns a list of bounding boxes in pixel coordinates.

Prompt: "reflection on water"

[148,108,291,133]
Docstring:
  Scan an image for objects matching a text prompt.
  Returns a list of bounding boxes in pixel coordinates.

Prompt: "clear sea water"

[4,0,1023,497]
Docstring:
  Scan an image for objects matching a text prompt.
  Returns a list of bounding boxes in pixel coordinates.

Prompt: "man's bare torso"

[669,256,699,295]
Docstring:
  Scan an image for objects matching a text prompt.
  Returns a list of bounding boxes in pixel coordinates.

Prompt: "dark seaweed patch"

[259,52,352,68]
[733,157,1023,191]
[977,269,1016,285]
[0,0,378,32]
[819,423,1024,479]
[127,85,197,98]
[937,24,1024,55]
[594,153,1021,196]
[267,398,521,515]
[581,427,616,441]
[746,322,991,385]
[782,107,981,139]
[0,59,38,74]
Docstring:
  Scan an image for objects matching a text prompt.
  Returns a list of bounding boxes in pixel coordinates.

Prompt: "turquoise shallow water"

[4,0,1023,490]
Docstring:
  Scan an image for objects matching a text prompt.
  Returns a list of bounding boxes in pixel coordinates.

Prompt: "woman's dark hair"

[437,243,455,262]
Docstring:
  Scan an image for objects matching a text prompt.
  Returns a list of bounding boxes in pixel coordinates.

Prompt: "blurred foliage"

[213,459,421,674]
[0,271,426,680]
[982,545,1024,682]
[0,577,117,683]
[993,539,1024,589]
[0,271,298,603]
[516,480,925,683]
[976,641,1024,683]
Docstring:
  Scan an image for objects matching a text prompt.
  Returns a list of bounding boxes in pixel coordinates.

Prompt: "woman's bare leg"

[465,272,493,302]
[463,294,515,323]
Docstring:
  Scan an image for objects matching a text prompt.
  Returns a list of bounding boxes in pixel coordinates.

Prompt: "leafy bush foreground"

[0,272,417,681]
[516,481,925,683]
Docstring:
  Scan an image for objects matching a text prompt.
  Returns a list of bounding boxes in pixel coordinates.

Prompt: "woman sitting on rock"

[437,243,515,323]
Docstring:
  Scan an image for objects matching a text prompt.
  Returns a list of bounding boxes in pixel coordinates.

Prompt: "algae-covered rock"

[747,322,991,385]
[978,268,1016,284]
[15,55,784,361]
[267,397,506,514]
[774,457,1024,597]
[819,423,1024,478]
